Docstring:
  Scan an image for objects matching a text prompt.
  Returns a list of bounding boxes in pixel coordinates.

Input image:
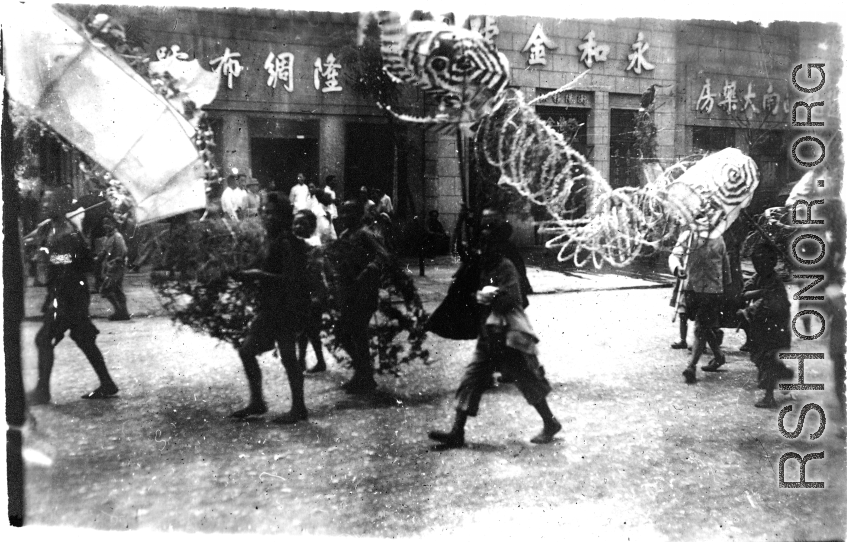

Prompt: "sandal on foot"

[229,403,268,419]
[81,385,119,400]
[530,418,562,444]
[428,429,465,449]
[701,355,726,372]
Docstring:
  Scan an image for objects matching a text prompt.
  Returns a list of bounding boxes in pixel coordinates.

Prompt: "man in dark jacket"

[231,194,312,423]
[428,211,561,448]
[26,187,119,405]
[327,200,389,394]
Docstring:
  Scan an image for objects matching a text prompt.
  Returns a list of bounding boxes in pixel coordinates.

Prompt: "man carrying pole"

[26,186,120,405]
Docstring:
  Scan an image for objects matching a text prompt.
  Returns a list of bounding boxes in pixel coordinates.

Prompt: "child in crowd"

[737,243,794,408]
[293,209,328,373]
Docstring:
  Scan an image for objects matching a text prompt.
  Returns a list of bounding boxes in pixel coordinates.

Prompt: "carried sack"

[425,257,480,340]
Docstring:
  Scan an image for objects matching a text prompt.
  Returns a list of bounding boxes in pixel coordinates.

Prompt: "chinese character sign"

[625,32,654,74]
[763,83,780,114]
[697,78,789,118]
[467,15,500,42]
[697,78,716,114]
[522,23,557,66]
[741,82,758,113]
[264,52,294,92]
[578,31,610,68]
[210,47,243,90]
[314,53,342,93]
[156,44,189,61]
[718,80,738,112]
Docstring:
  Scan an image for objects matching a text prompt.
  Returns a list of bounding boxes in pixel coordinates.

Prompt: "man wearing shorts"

[231,194,312,423]
[27,187,119,404]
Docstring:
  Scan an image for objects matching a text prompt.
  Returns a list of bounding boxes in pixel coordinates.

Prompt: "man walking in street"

[26,187,120,405]
[98,215,131,321]
[669,229,731,384]
[231,194,313,423]
[737,243,794,408]
[428,209,561,448]
[327,200,389,394]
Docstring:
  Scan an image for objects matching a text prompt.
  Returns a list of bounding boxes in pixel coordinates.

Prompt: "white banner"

[4,5,209,224]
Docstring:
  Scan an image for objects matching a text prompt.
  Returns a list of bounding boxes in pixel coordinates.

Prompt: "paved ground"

[16,259,846,540]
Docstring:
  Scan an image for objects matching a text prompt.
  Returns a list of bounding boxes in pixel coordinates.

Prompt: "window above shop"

[535,106,591,160]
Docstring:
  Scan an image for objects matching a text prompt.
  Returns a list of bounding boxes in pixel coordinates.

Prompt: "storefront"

[55,5,427,213]
[38,7,840,241]
[423,15,679,241]
[424,15,838,237]
[675,19,840,213]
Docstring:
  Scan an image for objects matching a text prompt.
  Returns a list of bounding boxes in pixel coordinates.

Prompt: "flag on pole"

[4,5,215,224]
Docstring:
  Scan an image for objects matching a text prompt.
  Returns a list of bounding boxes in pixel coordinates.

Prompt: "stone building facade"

[57,5,429,214]
[424,16,840,243]
[41,7,841,246]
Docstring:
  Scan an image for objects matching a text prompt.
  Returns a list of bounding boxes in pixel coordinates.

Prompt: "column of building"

[220,114,251,176]
[320,116,345,194]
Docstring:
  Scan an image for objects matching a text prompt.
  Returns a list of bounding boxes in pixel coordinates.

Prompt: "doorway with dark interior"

[610,109,639,189]
[345,122,394,204]
[250,137,319,195]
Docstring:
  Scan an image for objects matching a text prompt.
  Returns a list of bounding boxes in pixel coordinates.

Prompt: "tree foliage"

[339,17,401,109]
[150,218,430,375]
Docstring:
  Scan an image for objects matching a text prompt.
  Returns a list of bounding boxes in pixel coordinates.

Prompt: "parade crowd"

[22,170,799,451]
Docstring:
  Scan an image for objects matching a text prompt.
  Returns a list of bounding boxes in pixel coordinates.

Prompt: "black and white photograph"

[3,1,845,539]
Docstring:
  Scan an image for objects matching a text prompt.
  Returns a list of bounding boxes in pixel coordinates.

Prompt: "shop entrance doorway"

[610,109,639,188]
[250,137,319,193]
[345,122,394,200]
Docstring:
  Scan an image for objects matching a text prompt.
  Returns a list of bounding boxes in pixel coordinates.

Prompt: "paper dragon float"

[364,11,760,268]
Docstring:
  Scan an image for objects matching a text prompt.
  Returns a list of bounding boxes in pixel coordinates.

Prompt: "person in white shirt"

[234,174,249,213]
[220,174,246,220]
[311,190,337,244]
[375,188,394,216]
[289,173,311,212]
[243,176,262,218]
[323,175,338,221]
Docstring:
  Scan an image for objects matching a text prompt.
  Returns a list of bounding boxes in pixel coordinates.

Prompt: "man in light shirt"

[289,173,311,212]
[221,173,247,220]
[323,175,338,221]
[243,176,262,218]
